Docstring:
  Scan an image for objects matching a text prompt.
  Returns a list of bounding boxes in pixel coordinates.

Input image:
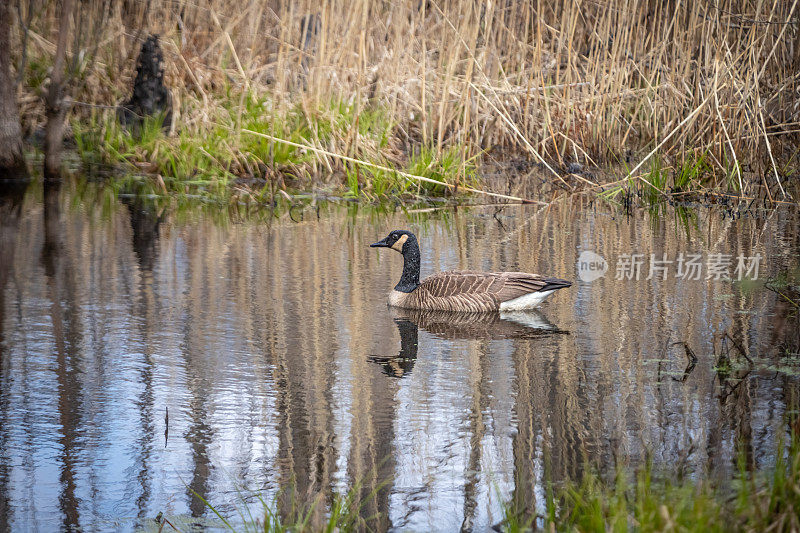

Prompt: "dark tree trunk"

[118,35,173,135]
[0,2,27,179]
[43,0,74,180]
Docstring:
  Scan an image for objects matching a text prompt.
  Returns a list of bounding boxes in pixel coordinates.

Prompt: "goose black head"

[371,230,421,292]
[370,230,416,254]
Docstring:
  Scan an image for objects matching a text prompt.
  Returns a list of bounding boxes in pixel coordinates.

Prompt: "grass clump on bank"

[71,91,478,203]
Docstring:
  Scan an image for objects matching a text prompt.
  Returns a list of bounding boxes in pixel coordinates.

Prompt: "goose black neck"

[395,238,420,293]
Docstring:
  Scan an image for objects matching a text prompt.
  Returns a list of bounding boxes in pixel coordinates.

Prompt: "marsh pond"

[0,181,798,531]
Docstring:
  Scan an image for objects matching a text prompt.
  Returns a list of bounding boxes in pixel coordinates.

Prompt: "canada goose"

[370,230,572,312]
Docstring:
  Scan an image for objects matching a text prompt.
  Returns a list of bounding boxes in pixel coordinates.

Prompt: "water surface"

[1,182,798,531]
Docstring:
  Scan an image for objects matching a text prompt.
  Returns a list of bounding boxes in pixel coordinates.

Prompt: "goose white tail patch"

[500,311,556,330]
[499,290,555,311]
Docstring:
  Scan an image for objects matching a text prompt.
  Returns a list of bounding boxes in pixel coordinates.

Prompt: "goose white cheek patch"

[391,234,408,252]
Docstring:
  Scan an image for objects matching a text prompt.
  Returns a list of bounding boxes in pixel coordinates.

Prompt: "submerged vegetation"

[8,0,800,203]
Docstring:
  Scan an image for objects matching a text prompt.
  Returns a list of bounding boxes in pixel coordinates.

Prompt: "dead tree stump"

[118,35,172,135]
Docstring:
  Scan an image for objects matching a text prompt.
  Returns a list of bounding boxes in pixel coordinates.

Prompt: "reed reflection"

[0,179,27,532]
[41,182,83,530]
[0,180,26,344]
[124,197,163,522]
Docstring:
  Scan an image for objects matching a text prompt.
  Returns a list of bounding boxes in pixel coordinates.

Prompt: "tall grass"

[187,428,800,531]
[191,486,371,532]
[503,427,800,532]
[181,472,388,532]
[12,0,800,200]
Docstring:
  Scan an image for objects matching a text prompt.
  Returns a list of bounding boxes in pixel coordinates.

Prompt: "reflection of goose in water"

[368,309,567,378]
[368,319,419,378]
[370,230,571,312]
[392,307,568,340]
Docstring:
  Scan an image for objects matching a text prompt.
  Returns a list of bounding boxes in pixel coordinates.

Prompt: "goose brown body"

[371,230,571,313]
[389,270,569,312]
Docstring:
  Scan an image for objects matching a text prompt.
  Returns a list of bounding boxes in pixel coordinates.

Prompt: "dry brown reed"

[10,0,800,199]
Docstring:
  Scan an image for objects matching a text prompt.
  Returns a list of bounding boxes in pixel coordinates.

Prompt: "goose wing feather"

[403,270,568,312]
